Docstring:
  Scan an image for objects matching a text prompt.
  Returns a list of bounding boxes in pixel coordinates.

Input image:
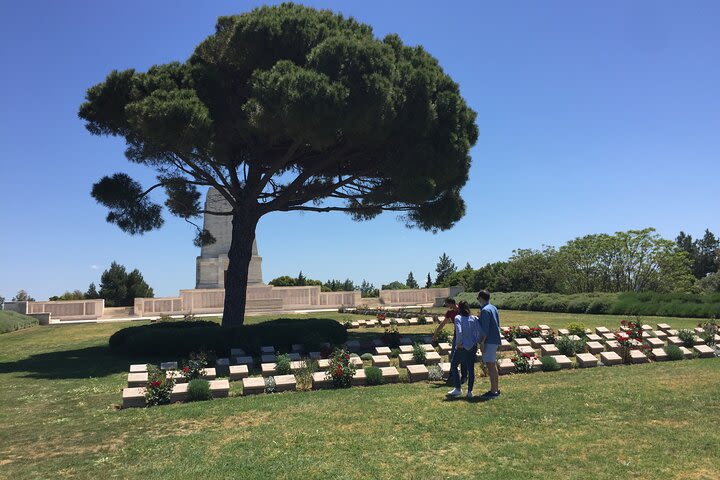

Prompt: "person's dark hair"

[444,297,456,306]
[458,300,471,316]
[477,290,490,302]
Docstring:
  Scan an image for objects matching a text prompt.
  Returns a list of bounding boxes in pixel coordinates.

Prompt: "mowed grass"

[0,310,39,334]
[0,311,718,479]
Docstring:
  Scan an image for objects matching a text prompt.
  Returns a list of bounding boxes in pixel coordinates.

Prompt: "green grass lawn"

[0,311,718,479]
[0,310,39,334]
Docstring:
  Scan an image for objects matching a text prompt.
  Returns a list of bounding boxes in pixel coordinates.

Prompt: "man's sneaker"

[447,388,462,397]
[467,391,474,399]
[480,390,501,399]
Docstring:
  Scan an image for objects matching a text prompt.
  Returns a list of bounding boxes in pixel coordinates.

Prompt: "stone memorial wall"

[15,285,455,322]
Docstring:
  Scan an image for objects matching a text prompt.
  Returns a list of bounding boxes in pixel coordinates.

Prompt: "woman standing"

[447,300,481,399]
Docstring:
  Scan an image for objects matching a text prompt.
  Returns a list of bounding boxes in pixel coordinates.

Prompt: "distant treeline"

[265,227,720,303]
[442,227,719,295]
[455,291,720,319]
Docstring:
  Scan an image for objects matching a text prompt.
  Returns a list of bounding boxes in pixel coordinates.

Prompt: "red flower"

[183,367,189,373]
[151,381,161,388]
[621,320,626,326]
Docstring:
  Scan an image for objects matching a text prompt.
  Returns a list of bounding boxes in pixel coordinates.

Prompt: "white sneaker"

[467,391,474,399]
[447,388,462,397]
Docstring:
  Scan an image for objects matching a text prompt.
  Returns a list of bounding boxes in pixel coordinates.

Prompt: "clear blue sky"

[1,1,718,300]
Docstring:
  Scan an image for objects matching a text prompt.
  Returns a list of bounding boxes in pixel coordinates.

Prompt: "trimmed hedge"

[454,291,720,318]
[109,318,347,357]
[0,311,39,334]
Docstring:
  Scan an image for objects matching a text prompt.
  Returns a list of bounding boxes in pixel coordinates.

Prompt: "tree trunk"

[222,208,259,327]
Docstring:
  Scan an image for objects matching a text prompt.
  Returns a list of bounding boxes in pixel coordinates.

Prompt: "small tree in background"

[49,290,86,301]
[12,290,35,302]
[406,272,419,289]
[296,271,307,286]
[85,283,100,299]
[269,276,297,287]
[99,262,154,306]
[78,4,477,326]
[381,281,409,290]
[695,229,719,279]
[0,295,5,307]
[425,273,433,289]
[99,262,129,307]
[435,253,456,285]
[126,269,154,302]
[360,280,379,298]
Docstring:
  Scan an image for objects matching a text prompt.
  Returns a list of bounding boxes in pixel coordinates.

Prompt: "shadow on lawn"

[0,329,440,381]
[0,346,139,380]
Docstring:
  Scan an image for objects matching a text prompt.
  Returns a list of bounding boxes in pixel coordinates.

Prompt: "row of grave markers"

[121,322,718,407]
[347,317,437,329]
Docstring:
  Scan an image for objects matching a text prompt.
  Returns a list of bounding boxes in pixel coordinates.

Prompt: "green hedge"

[109,318,348,357]
[0,311,39,334]
[455,291,720,318]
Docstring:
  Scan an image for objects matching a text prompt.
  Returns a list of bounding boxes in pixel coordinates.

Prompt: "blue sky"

[1,0,718,300]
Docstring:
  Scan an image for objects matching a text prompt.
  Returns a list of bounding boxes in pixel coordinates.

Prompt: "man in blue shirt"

[477,290,501,398]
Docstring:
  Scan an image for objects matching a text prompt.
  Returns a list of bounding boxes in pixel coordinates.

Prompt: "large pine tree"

[79,4,477,326]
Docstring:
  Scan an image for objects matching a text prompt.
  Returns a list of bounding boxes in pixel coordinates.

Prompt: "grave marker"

[600,351,622,366]
[122,387,146,408]
[372,355,391,367]
[576,353,598,368]
[407,364,429,382]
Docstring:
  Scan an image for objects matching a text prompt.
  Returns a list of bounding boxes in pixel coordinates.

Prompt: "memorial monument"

[195,187,263,289]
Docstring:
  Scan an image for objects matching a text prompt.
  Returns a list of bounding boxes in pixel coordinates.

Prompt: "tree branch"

[255,140,302,195]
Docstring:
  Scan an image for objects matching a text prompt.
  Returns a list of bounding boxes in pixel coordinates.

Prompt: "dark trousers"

[450,337,468,381]
[450,345,476,392]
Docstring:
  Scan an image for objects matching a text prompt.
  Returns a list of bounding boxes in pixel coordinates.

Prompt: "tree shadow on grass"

[0,346,148,380]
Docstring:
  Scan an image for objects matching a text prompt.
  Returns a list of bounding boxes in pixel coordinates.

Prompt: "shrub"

[435,329,450,343]
[698,320,718,346]
[145,365,174,406]
[109,318,347,357]
[382,325,401,348]
[511,352,535,373]
[427,364,443,381]
[390,348,400,358]
[664,344,684,361]
[503,326,522,341]
[0,311,39,334]
[586,298,611,314]
[325,348,356,388]
[418,317,427,325]
[365,366,384,385]
[360,353,373,361]
[300,332,323,353]
[295,358,319,390]
[182,350,208,381]
[275,353,292,375]
[412,343,427,364]
[264,376,276,393]
[187,379,212,402]
[566,322,586,336]
[457,291,720,318]
[539,356,561,372]
[615,322,646,363]
[555,336,586,357]
[677,329,695,348]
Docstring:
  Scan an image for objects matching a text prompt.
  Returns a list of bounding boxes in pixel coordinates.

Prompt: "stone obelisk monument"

[195,187,263,289]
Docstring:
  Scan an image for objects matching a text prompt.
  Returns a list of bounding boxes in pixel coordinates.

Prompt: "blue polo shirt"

[479,303,501,345]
